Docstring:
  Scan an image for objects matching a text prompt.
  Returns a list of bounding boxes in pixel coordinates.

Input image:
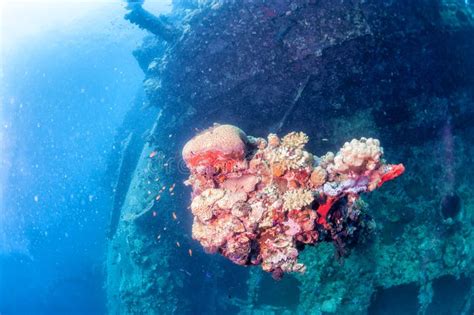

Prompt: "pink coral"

[183,125,404,277]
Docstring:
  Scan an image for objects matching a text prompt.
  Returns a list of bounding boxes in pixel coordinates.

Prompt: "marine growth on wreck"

[183,124,404,279]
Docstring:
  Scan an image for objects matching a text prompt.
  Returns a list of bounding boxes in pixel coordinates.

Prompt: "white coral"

[331,137,383,175]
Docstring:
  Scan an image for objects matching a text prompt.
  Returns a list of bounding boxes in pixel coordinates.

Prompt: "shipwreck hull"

[106,1,474,314]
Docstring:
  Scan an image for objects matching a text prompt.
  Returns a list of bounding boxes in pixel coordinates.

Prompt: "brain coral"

[182,124,247,169]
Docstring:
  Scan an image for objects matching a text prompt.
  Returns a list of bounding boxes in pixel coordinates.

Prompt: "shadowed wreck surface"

[106,1,474,314]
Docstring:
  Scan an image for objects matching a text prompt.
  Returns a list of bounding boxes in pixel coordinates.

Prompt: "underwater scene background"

[1,0,474,314]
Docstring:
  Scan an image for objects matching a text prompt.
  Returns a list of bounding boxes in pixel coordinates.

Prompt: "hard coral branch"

[183,124,405,278]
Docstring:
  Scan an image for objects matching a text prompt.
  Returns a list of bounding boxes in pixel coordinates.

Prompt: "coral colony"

[183,124,404,279]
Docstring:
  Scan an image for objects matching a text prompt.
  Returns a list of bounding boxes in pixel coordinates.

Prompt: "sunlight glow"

[0,0,172,52]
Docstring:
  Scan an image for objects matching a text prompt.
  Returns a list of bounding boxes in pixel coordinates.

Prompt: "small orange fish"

[170,192,175,196]
[188,249,193,257]
[169,183,176,192]
[156,234,161,240]
[176,241,181,247]
[155,195,161,201]
[152,211,157,217]
[149,151,157,158]
[172,212,177,220]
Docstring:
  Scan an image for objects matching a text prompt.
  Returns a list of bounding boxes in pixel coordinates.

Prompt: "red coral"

[378,163,405,187]
[316,196,338,227]
[367,163,406,191]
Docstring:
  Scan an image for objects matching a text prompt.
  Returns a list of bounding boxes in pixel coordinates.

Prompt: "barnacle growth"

[183,124,405,279]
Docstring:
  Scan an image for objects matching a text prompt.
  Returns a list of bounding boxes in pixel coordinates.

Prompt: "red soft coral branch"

[378,163,405,187]
[316,196,338,227]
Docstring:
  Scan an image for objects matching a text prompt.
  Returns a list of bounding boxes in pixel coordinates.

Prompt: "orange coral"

[271,163,285,177]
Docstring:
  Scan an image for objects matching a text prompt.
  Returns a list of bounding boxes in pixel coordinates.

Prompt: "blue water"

[0,3,162,313]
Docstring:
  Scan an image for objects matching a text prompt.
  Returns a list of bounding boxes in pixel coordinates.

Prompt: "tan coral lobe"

[183,124,404,278]
[310,166,327,187]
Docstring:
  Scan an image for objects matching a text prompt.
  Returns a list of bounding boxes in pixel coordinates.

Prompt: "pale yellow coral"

[285,148,313,170]
[268,146,313,171]
[283,188,314,211]
[331,137,383,174]
[281,131,309,149]
[261,132,313,172]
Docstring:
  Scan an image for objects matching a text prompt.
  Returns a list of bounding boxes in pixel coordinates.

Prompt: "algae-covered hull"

[106,1,474,314]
